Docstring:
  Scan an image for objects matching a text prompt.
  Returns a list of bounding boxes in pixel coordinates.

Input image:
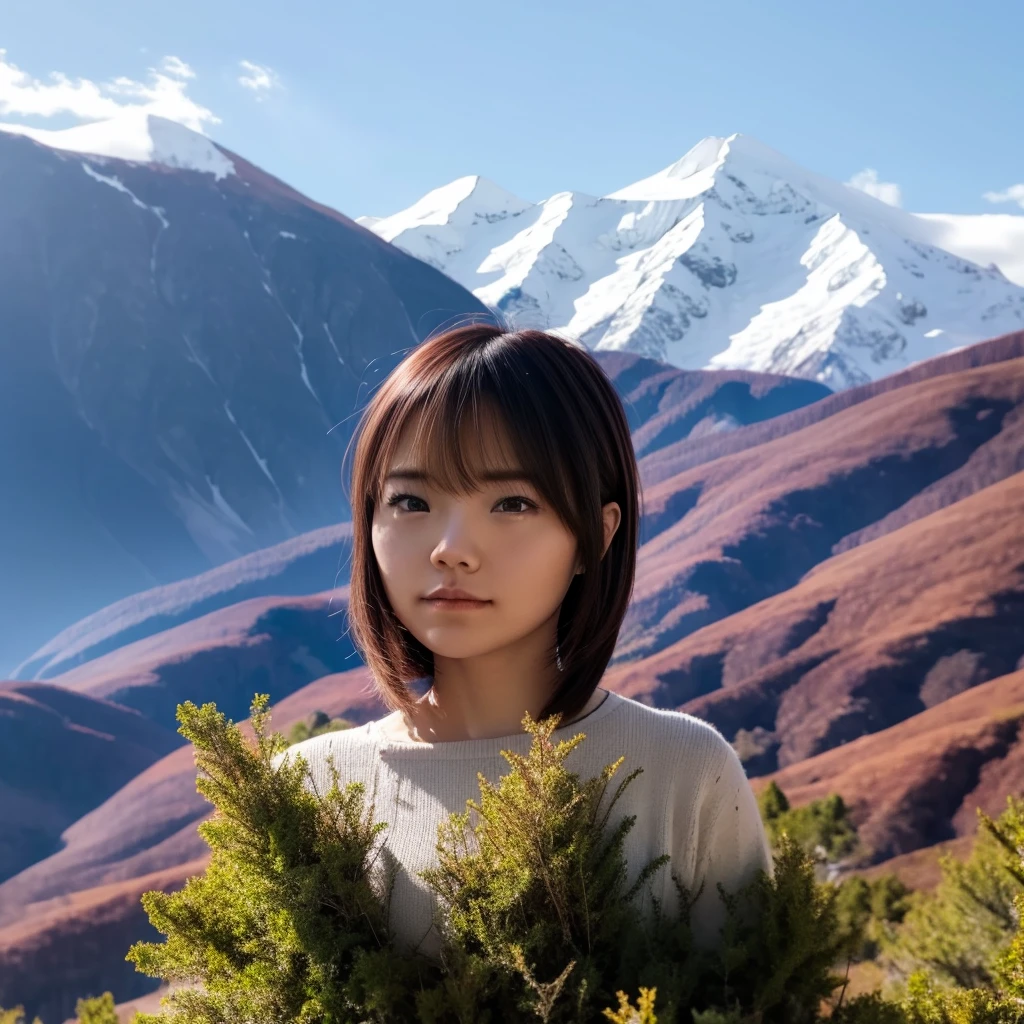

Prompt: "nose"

[429,510,481,571]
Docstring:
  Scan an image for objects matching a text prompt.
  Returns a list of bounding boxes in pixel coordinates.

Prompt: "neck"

[408,681,606,743]
[420,667,558,744]
[403,620,593,742]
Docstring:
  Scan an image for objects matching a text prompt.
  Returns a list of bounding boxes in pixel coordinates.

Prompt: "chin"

[413,628,507,660]
[420,639,500,659]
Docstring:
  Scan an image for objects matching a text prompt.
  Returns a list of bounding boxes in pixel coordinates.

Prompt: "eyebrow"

[383,467,535,484]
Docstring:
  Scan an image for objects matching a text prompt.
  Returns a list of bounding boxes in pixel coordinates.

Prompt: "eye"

[497,495,538,514]
[384,492,427,513]
[382,493,538,515]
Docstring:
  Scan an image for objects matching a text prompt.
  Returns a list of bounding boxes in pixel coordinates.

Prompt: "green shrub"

[287,711,353,746]
[832,873,913,961]
[883,798,1024,991]
[0,1007,44,1024]
[123,693,968,1023]
[125,694,425,1024]
[896,971,1024,1023]
[757,781,858,864]
[0,990,120,1024]
[75,992,119,1024]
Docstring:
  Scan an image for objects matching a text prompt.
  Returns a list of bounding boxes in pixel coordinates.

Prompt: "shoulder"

[271,722,377,774]
[591,692,742,807]
[610,692,736,776]
[612,700,764,850]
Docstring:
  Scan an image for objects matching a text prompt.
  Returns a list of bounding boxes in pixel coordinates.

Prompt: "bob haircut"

[343,319,641,726]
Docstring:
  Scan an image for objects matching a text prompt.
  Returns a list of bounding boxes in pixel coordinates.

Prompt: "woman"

[284,320,772,963]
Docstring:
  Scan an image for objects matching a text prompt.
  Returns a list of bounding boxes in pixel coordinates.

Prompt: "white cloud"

[846,167,903,208]
[0,50,218,132]
[160,55,195,80]
[983,184,1024,210]
[237,60,280,98]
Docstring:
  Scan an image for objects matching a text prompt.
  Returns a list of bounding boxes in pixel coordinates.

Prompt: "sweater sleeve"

[685,731,774,950]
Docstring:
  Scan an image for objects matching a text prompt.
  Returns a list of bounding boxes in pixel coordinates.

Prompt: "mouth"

[421,597,492,611]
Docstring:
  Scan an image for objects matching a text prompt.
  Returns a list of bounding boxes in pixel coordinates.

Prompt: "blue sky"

[3,0,1023,219]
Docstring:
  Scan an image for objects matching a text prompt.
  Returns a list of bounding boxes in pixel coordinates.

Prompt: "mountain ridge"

[359,133,1024,388]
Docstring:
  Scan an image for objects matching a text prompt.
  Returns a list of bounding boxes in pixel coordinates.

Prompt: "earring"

[556,644,564,672]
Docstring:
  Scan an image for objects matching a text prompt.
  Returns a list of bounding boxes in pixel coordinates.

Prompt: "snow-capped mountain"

[0,112,487,672]
[0,110,236,178]
[359,134,1024,389]
[914,211,1024,291]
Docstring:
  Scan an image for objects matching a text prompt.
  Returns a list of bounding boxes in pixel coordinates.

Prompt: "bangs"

[365,353,579,525]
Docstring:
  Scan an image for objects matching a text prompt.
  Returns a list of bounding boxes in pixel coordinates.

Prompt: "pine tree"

[75,992,119,1024]
[757,781,858,866]
[0,1008,44,1024]
[287,711,353,746]
[884,797,1024,992]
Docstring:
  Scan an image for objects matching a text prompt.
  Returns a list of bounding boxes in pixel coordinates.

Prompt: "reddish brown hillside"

[47,588,359,732]
[0,683,179,884]
[854,836,975,893]
[0,857,206,1024]
[14,356,828,685]
[608,471,1024,777]
[621,356,1024,660]
[109,984,175,1024]
[0,667,383,1022]
[0,666,382,928]
[640,329,1024,486]
[756,669,1024,863]
[16,521,352,682]
[594,351,830,459]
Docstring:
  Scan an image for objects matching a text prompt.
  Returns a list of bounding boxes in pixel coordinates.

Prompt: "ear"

[600,501,621,559]
[575,501,623,574]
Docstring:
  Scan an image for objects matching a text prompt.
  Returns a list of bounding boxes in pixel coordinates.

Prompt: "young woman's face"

[371,408,591,663]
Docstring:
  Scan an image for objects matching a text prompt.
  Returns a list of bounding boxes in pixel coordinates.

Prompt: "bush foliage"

[122,695,864,1022]
[757,781,859,865]
[287,711,353,746]
[882,798,1024,993]
[7,699,1024,1023]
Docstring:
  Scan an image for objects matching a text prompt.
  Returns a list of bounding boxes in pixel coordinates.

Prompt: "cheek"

[492,528,577,593]
[370,521,407,592]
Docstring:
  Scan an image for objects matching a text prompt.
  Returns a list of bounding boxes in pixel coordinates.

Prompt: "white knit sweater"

[277,688,773,961]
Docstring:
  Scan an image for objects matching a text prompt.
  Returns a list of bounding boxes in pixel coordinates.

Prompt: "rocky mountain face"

[359,134,1024,389]
[0,116,488,674]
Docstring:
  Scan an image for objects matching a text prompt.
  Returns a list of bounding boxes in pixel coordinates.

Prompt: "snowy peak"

[357,175,535,278]
[606,134,733,201]
[606,133,818,202]
[0,111,235,179]
[357,133,1024,389]
[609,132,931,245]
[363,175,533,242]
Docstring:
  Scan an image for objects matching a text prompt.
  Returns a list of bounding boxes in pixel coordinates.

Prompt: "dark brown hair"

[342,319,641,725]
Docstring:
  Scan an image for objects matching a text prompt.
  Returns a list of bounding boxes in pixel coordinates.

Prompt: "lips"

[423,587,489,601]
